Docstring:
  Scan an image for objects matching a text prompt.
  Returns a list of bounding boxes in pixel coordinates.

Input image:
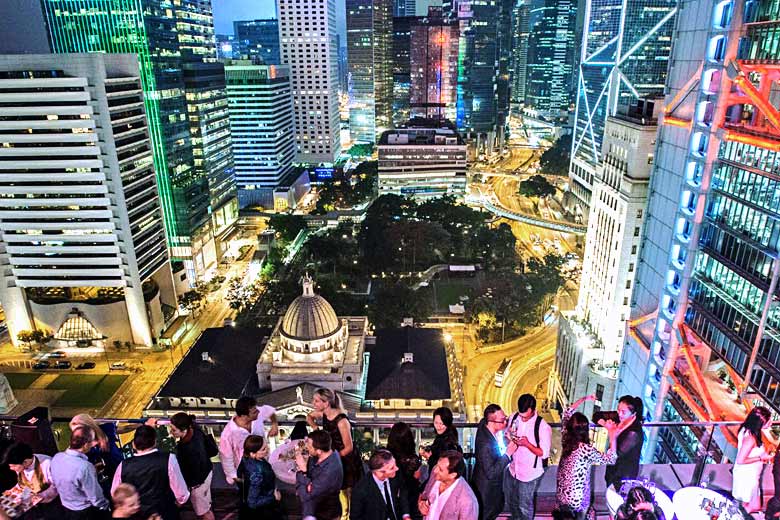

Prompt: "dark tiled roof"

[156,327,270,399]
[255,382,363,415]
[364,327,451,400]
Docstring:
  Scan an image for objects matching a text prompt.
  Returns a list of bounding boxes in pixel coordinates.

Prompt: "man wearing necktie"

[350,449,412,520]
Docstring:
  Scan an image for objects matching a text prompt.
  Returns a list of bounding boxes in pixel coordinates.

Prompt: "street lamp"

[444,333,453,343]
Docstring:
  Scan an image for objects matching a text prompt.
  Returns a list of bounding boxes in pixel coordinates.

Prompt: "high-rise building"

[523,0,577,122]
[394,0,416,16]
[568,0,676,215]
[0,1,51,54]
[553,99,660,418]
[41,0,239,282]
[182,60,238,261]
[216,34,240,60]
[0,54,177,349]
[510,1,530,105]
[233,19,281,65]
[347,0,394,143]
[378,118,467,198]
[409,8,459,121]
[277,0,342,164]
[392,16,414,127]
[620,0,780,463]
[225,62,296,208]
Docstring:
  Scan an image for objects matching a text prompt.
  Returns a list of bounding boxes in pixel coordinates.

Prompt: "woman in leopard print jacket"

[554,395,618,520]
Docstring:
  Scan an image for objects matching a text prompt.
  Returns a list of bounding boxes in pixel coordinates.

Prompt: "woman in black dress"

[428,407,462,475]
[387,422,423,520]
[600,395,645,490]
[308,387,363,518]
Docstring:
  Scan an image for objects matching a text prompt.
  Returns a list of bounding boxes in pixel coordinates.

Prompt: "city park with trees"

[238,184,565,343]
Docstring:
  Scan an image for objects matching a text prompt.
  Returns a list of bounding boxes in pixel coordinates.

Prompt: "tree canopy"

[519,175,556,198]
[268,214,307,243]
[539,134,572,176]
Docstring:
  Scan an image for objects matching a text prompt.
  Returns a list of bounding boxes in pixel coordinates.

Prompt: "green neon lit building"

[41,0,233,280]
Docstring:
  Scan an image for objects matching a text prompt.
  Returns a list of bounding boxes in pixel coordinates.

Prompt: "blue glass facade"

[233,19,281,65]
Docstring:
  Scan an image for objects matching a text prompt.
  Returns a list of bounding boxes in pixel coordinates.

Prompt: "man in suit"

[472,404,516,520]
[419,450,479,520]
[351,449,411,520]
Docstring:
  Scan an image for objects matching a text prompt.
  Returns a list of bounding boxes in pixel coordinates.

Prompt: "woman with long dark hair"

[308,387,363,518]
[601,395,645,490]
[428,407,462,473]
[555,397,617,519]
[615,486,666,520]
[387,422,423,520]
[168,413,218,520]
[732,406,773,513]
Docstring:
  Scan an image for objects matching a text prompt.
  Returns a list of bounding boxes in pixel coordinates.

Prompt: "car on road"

[48,351,66,359]
[53,360,72,369]
[495,358,512,388]
[109,362,126,370]
[33,361,50,370]
[76,362,96,370]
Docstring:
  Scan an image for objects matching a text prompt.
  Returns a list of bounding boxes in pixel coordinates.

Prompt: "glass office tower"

[347,0,394,143]
[621,0,780,463]
[233,19,281,65]
[41,0,238,281]
[568,0,676,212]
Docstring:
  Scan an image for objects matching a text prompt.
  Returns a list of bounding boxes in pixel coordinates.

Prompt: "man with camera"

[503,394,551,520]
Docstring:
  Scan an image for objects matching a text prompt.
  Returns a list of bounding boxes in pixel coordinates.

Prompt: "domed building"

[257,275,368,393]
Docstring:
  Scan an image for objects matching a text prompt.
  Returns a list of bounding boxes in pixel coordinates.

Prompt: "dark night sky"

[213,0,347,41]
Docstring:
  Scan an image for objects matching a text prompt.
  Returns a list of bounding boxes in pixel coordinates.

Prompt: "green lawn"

[432,280,475,311]
[3,373,40,389]
[49,374,128,408]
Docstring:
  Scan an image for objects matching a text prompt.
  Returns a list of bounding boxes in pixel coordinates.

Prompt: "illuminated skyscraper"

[392,16,414,127]
[568,0,676,214]
[41,0,238,281]
[409,8,459,121]
[277,0,342,164]
[233,20,281,65]
[523,0,577,121]
[225,62,295,207]
[347,0,394,143]
[510,0,530,105]
[620,0,780,462]
[553,99,659,419]
[0,54,177,349]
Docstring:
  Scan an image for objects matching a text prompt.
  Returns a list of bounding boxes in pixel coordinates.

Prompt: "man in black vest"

[110,425,190,520]
[350,449,411,520]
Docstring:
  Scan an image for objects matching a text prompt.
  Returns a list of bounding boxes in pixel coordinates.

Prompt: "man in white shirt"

[218,395,279,485]
[503,394,551,520]
[111,425,189,520]
[350,449,411,520]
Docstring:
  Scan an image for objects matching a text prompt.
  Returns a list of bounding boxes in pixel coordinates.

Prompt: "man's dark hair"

[3,442,33,465]
[309,430,332,452]
[483,404,502,421]
[517,394,536,413]
[439,450,465,478]
[132,425,157,451]
[235,396,257,417]
[368,449,394,471]
[69,426,95,450]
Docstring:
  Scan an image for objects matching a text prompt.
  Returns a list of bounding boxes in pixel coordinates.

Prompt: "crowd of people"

[1,389,776,520]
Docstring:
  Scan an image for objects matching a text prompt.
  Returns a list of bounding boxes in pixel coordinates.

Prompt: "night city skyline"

[0,0,776,518]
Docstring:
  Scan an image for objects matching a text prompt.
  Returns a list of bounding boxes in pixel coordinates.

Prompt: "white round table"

[606,480,675,519]
[672,486,746,520]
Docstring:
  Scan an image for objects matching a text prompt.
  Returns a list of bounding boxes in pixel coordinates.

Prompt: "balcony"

[2,415,772,519]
